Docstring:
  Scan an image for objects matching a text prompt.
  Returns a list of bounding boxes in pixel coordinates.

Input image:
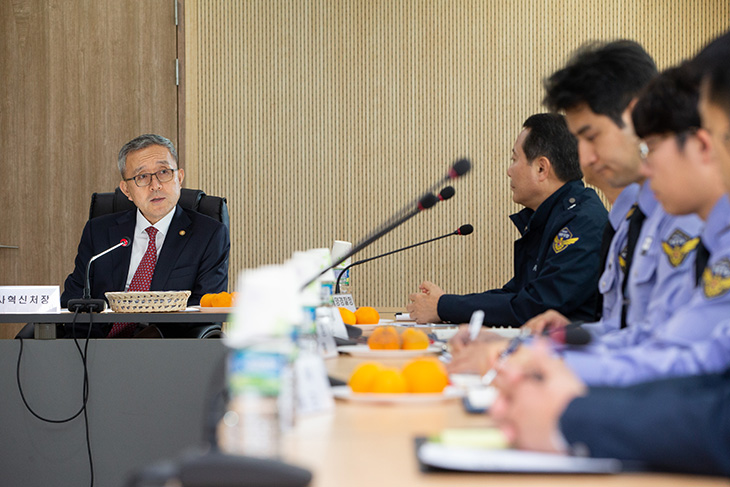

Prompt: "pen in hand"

[481,335,523,386]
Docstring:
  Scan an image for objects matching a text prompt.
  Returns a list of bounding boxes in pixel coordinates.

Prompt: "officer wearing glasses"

[60,134,230,337]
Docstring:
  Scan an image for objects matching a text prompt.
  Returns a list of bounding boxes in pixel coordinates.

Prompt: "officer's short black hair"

[522,113,582,183]
[543,40,658,127]
[695,30,730,118]
[632,64,701,149]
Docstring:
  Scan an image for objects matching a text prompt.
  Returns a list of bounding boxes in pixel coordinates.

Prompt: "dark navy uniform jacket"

[561,368,730,476]
[437,180,608,326]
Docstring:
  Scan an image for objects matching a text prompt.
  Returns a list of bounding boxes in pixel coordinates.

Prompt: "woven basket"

[105,291,191,313]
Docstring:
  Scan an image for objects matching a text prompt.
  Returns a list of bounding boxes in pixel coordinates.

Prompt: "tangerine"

[354,306,380,325]
[338,307,357,325]
[211,291,233,307]
[348,362,384,393]
[200,293,215,307]
[371,367,408,393]
[401,328,430,350]
[367,325,400,350]
[402,358,449,393]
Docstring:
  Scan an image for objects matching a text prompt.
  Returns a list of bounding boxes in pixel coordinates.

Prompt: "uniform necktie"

[620,204,646,329]
[695,239,710,287]
[108,226,159,338]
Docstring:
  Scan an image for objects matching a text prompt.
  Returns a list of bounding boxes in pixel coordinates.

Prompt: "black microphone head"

[418,192,439,210]
[456,224,473,236]
[439,186,455,201]
[547,325,592,346]
[448,158,471,179]
[564,326,592,345]
[120,237,131,247]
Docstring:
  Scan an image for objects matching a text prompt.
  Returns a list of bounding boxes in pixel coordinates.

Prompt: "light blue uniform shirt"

[582,183,640,336]
[599,187,704,347]
[563,195,730,386]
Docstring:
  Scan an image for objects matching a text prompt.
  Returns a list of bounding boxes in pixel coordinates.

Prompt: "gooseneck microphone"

[301,158,471,290]
[335,223,473,293]
[543,321,592,346]
[67,237,130,312]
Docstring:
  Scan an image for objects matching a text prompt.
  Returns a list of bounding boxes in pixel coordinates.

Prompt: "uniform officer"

[407,113,608,326]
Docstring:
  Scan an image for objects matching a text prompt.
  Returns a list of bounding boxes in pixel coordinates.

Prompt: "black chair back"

[90,187,229,229]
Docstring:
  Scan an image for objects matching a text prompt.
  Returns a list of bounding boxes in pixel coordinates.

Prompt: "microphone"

[543,321,592,346]
[302,191,442,290]
[438,185,455,201]
[67,237,130,312]
[335,223,474,293]
[388,160,470,231]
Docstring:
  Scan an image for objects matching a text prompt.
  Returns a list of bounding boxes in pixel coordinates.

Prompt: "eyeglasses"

[124,168,178,187]
[639,128,700,161]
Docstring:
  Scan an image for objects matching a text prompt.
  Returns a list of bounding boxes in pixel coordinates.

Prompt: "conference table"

[0,309,726,487]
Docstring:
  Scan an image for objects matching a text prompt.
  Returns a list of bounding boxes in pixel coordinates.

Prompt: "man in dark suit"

[61,134,229,337]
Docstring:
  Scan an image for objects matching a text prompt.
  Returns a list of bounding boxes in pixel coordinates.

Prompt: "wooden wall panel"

[185,0,729,308]
[0,0,177,337]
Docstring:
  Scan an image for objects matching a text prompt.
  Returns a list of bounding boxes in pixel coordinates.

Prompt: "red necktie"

[108,226,159,338]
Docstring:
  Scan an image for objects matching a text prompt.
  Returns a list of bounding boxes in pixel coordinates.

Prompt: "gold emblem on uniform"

[702,258,730,299]
[552,227,579,254]
[661,229,699,268]
[619,245,628,273]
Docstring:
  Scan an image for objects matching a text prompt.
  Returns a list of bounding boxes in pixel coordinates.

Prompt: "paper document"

[417,441,623,473]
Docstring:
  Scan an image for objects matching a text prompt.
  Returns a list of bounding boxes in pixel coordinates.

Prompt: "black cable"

[16,309,95,487]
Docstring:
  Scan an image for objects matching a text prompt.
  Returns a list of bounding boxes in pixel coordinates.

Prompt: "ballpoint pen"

[439,309,485,363]
[481,335,524,386]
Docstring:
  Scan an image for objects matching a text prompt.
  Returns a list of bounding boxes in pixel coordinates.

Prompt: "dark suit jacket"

[61,205,229,311]
[560,369,730,476]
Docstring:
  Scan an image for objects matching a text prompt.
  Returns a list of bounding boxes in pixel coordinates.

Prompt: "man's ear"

[177,167,185,185]
[621,98,639,130]
[535,156,551,181]
[119,180,133,201]
[695,128,714,162]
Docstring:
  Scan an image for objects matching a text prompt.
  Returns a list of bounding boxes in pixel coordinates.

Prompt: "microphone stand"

[301,193,439,290]
[334,231,456,294]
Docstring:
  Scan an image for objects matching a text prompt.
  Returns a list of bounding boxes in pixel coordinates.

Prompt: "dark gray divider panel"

[0,339,228,487]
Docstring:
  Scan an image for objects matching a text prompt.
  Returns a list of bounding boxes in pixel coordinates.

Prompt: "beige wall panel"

[0,1,177,337]
[185,0,729,310]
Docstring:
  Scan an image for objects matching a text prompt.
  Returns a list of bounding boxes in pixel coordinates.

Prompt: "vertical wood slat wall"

[184,1,729,309]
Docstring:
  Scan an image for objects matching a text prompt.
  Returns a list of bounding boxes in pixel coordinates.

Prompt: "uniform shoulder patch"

[702,258,730,299]
[661,229,699,268]
[552,227,579,254]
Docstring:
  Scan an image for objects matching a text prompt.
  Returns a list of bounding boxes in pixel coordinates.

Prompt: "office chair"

[16,188,230,339]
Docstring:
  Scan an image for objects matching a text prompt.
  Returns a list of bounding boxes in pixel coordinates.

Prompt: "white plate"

[331,385,464,404]
[337,345,442,358]
[351,319,394,332]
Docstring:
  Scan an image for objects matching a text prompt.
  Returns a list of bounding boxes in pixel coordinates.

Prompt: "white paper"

[418,442,622,473]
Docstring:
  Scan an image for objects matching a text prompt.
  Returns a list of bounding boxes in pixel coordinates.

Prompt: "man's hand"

[449,325,507,354]
[521,309,570,335]
[445,337,510,374]
[407,281,445,324]
[490,341,587,453]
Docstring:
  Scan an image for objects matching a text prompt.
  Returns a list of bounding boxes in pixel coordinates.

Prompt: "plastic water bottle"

[221,342,294,458]
[331,240,352,294]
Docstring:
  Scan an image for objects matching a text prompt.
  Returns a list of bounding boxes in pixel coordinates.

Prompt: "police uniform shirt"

[583,183,640,336]
[561,195,730,387]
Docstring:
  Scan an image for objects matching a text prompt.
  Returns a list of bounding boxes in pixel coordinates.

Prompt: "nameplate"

[0,286,61,313]
[315,308,339,358]
[332,293,356,311]
[294,352,334,415]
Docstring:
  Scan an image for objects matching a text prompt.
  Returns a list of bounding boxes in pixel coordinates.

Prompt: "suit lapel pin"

[179,230,186,236]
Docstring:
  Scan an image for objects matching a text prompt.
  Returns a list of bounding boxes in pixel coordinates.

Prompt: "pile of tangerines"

[199,291,237,307]
[338,306,380,325]
[348,358,449,394]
